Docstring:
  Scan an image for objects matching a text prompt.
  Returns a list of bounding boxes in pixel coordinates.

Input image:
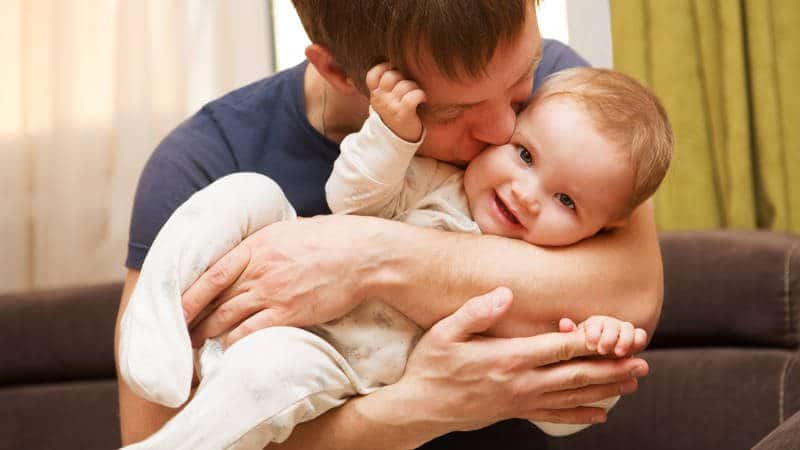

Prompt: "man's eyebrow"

[420,100,478,116]
[421,48,543,116]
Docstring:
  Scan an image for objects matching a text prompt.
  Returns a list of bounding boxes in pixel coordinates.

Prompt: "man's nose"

[469,103,516,145]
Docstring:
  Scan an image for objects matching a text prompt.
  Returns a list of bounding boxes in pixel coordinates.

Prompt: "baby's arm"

[559,316,648,358]
[325,64,430,218]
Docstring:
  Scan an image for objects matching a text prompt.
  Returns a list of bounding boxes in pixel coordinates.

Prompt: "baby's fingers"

[400,88,426,111]
[585,321,602,351]
[366,63,392,91]
[597,322,620,355]
[614,322,635,357]
[559,318,578,333]
[631,328,648,355]
[377,69,404,93]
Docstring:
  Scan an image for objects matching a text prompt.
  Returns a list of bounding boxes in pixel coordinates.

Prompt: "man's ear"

[305,44,360,95]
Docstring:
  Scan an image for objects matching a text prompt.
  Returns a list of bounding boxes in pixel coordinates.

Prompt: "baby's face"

[463,97,633,246]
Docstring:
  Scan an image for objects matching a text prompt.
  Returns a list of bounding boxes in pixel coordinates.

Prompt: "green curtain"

[609,0,800,232]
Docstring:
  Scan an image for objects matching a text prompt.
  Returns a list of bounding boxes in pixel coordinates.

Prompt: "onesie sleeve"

[325,108,433,219]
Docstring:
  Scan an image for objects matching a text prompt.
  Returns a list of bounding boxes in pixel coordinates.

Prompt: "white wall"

[564,0,614,68]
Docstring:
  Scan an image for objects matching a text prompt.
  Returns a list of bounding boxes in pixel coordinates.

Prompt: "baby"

[118,66,672,449]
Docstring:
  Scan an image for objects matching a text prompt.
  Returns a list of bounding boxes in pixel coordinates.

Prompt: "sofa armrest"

[0,282,122,385]
[653,230,800,349]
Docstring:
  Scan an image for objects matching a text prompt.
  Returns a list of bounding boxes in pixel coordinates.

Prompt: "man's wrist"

[353,381,450,448]
[352,217,414,301]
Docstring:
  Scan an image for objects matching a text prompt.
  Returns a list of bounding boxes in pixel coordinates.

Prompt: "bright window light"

[272,0,310,71]
[536,0,570,44]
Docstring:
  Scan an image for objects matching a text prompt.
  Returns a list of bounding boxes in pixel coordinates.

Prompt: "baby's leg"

[122,326,370,450]
[532,395,620,437]
[118,173,296,407]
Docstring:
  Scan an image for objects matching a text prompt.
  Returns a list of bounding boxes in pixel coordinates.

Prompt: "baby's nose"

[524,195,541,215]
[513,185,541,215]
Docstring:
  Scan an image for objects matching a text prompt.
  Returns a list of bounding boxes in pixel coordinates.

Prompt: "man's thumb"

[435,287,513,341]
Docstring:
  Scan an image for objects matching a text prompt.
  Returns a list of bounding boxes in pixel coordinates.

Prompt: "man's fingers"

[225,308,285,346]
[539,358,649,392]
[525,406,607,425]
[506,330,599,367]
[189,292,261,347]
[537,378,636,410]
[181,243,251,323]
[433,287,513,342]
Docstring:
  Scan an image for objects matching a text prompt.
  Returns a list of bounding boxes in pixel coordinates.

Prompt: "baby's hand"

[366,63,426,142]
[559,316,648,357]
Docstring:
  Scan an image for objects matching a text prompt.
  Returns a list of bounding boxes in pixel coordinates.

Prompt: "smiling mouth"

[494,192,521,225]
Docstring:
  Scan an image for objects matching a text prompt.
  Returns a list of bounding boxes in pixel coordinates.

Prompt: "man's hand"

[366,63,426,142]
[183,215,393,347]
[388,287,649,432]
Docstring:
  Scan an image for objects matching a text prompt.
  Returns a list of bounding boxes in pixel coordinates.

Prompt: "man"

[116,1,661,448]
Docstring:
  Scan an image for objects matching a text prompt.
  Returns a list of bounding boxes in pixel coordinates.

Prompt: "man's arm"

[119,275,647,449]
[380,200,663,339]
[187,200,661,346]
[115,270,181,444]
[272,288,647,450]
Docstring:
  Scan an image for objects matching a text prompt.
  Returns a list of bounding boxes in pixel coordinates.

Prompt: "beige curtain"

[0,0,272,294]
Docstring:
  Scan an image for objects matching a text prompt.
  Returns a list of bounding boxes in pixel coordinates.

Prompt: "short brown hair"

[291,1,537,88]
[530,68,674,217]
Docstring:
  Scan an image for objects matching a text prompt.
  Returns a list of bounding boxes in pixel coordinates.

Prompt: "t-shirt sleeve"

[126,107,239,270]
[533,39,591,93]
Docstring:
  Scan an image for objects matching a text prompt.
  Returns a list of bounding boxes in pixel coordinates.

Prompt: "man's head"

[463,68,673,246]
[293,0,542,164]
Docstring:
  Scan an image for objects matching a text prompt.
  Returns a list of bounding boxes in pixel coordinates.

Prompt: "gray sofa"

[1,230,798,449]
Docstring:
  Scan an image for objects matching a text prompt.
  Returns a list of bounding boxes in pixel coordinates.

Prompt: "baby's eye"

[519,147,533,166]
[556,193,575,210]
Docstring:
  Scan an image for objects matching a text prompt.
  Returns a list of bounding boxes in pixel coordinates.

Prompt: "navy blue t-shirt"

[126,39,588,269]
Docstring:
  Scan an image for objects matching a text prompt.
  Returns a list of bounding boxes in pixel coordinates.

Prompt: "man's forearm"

[368,201,663,338]
[273,383,444,450]
[116,270,181,444]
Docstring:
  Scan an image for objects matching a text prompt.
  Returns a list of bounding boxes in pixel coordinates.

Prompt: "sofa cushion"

[0,283,121,385]
[655,230,800,349]
[0,379,120,450]
[420,348,800,450]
